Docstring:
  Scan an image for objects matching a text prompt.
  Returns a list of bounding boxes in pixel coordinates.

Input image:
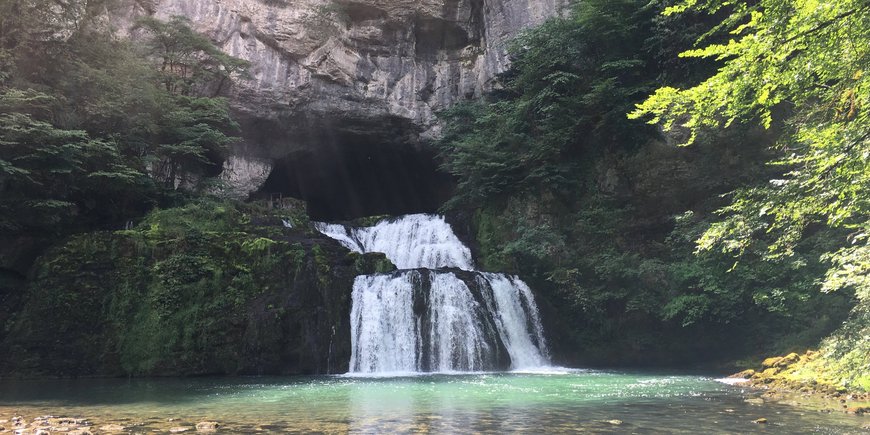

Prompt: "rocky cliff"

[112,0,565,210]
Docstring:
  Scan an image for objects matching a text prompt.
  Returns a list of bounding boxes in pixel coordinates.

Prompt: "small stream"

[0,370,866,433]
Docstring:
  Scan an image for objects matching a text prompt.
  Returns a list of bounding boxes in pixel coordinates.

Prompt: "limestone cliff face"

[118,0,564,157]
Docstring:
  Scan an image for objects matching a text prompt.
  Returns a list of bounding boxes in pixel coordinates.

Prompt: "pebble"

[744,398,765,405]
[99,424,126,432]
[196,421,220,432]
[753,418,768,424]
[170,427,193,433]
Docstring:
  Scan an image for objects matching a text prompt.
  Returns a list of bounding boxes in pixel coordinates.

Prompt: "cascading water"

[316,214,549,374]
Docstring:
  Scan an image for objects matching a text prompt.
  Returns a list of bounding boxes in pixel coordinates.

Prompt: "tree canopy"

[631,0,870,302]
[0,3,247,234]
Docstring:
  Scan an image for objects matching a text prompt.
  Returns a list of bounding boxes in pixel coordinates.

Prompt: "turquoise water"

[0,369,866,433]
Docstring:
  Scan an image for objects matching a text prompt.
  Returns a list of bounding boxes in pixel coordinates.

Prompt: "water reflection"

[0,372,866,434]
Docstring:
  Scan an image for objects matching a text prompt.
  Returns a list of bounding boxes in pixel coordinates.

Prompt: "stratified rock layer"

[111,0,565,201]
[121,0,563,145]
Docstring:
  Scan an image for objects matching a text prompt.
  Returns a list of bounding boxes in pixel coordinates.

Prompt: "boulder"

[774,352,800,368]
[761,356,782,368]
[730,369,755,379]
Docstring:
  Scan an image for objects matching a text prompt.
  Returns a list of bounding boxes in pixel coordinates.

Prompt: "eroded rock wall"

[115,0,564,155]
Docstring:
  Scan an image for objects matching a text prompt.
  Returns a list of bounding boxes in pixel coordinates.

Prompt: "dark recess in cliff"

[256,126,455,221]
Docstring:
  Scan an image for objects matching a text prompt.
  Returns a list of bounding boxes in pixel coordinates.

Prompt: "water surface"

[0,370,866,433]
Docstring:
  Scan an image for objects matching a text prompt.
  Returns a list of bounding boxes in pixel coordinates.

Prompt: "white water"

[479,273,549,369]
[317,214,549,374]
[427,272,494,372]
[349,273,419,373]
[314,214,474,270]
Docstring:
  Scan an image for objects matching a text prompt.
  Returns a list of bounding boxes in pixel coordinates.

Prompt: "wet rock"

[753,418,768,424]
[730,369,755,379]
[195,421,220,432]
[775,352,800,368]
[755,367,779,381]
[170,427,193,433]
[606,420,622,425]
[761,356,783,368]
[69,430,93,435]
[846,406,869,415]
[98,424,126,432]
[745,398,765,405]
[47,417,87,427]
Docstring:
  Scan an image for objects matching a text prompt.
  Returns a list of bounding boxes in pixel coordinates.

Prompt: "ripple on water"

[0,372,867,434]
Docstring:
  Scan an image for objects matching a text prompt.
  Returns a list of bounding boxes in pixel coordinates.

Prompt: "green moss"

[472,207,514,271]
[350,252,396,275]
[311,243,331,288]
[2,198,357,376]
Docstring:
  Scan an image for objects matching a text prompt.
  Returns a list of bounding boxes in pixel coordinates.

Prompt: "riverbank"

[729,351,870,416]
[0,416,221,434]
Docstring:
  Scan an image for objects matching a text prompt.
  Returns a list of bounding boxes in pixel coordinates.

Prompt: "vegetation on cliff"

[438,0,867,384]
[633,0,870,392]
[0,0,247,238]
[1,198,392,376]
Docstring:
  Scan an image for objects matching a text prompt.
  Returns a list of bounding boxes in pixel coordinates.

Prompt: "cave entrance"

[257,135,455,221]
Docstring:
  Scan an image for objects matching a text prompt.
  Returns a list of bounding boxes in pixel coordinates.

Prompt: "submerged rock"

[195,421,220,432]
[846,406,869,415]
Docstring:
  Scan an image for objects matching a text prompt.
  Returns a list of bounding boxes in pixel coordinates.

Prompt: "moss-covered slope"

[0,199,393,377]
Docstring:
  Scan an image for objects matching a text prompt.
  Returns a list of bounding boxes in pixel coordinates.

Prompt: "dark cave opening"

[257,138,455,221]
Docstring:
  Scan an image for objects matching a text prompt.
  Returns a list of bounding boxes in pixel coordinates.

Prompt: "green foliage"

[135,15,250,97]
[632,0,870,293]
[0,6,247,237]
[438,0,709,207]
[0,89,153,233]
[631,0,870,380]
[2,199,352,376]
[439,0,854,365]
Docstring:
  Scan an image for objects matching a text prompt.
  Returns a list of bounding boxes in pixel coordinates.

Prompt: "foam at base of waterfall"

[315,214,474,270]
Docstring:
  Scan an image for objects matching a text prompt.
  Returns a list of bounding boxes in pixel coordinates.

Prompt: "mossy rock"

[0,199,361,377]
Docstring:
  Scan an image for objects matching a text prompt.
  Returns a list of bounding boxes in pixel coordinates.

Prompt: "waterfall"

[315,214,474,270]
[316,214,549,374]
